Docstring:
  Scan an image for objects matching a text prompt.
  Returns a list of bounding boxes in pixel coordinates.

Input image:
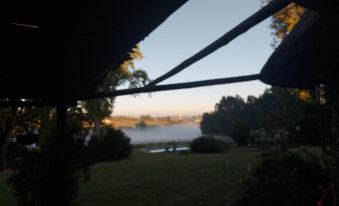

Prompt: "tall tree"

[81,44,149,137]
[200,87,320,146]
[261,0,304,47]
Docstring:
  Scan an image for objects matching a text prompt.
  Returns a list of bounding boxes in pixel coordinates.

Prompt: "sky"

[113,0,274,117]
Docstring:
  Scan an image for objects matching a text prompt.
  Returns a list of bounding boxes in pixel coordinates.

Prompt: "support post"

[46,103,71,206]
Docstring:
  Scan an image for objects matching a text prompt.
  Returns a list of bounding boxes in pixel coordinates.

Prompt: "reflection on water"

[121,124,201,144]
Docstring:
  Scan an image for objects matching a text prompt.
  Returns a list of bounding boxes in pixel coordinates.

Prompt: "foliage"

[190,136,227,153]
[231,121,250,146]
[136,120,148,127]
[231,149,330,206]
[81,44,150,136]
[261,0,304,47]
[200,95,246,136]
[7,125,91,206]
[200,87,321,146]
[248,127,288,149]
[88,127,132,162]
[1,44,146,205]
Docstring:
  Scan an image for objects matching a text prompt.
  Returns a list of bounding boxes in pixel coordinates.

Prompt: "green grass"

[0,173,16,205]
[74,149,256,206]
[0,149,257,206]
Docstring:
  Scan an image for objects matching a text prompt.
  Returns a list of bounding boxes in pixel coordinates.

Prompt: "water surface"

[122,124,201,144]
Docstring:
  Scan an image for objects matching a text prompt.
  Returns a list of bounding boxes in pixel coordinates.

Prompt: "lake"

[121,124,202,144]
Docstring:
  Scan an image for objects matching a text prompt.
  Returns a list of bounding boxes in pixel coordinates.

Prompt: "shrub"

[231,149,331,206]
[88,127,132,162]
[231,121,250,146]
[248,128,289,149]
[190,136,227,153]
[8,126,91,206]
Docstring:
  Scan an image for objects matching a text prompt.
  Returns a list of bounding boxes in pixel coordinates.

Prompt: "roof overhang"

[3,0,187,104]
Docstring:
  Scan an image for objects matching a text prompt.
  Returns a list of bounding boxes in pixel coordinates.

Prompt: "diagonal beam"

[82,74,260,100]
[146,0,291,87]
[0,74,260,107]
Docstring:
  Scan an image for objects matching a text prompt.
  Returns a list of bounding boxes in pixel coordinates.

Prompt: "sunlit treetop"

[120,44,144,73]
[261,1,312,100]
[261,0,305,47]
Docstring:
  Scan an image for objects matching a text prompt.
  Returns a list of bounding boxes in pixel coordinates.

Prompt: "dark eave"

[260,9,339,89]
[3,0,187,104]
[3,0,339,108]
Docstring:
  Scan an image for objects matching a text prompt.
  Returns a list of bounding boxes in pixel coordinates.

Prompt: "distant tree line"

[200,87,321,146]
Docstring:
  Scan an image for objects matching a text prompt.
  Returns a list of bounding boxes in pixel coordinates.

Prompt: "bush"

[88,128,132,162]
[8,126,91,206]
[190,136,227,153]
[231,149,331,206]
[248,128,289,149]
[231,121,250,146]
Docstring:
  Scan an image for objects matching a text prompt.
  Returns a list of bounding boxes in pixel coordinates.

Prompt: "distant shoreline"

[118,122,198,129]
[104,116,201,129]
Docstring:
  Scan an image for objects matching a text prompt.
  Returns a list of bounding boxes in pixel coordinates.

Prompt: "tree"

[0,45,148,166]
[81,44,150,137]
[261,0,304,47]
[231,149,330,206]
[2,44,149,206]
[88,127,132,162]
[215,95,245,113]
[200,96,246,136]
[231,120,250,146]
[7,118,91,206]
[200,87,320,146]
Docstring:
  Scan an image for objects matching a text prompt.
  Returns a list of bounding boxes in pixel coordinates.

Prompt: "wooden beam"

[0,74,260,107]
[82,74,261,100]
[146,0,291,87]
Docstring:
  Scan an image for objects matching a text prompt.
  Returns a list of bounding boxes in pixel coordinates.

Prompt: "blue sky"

[114,0,274,116]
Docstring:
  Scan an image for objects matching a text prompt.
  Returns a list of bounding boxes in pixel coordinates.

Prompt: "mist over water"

[122,124,201,144]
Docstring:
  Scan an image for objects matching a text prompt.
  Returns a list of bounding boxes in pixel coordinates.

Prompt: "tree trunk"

[46,104,70,206]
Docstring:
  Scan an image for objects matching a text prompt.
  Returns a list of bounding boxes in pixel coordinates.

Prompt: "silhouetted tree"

[231,120,250,146]
[88,127,132,162]
[3,45,148,206]
[201,87,320,146]
[81,44,149,137]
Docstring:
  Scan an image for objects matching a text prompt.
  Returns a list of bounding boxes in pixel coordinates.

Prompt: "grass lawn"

[0,148,257,206]
[74,149,256,206]
[0,173,16,205]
